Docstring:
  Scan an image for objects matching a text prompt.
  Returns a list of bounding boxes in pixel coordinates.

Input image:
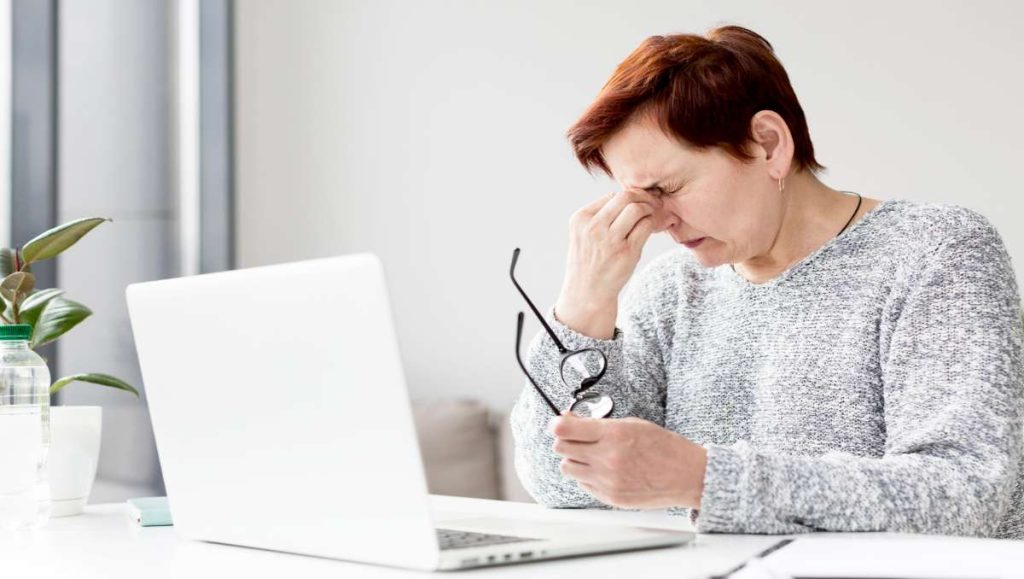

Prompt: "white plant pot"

[48,406,102,517]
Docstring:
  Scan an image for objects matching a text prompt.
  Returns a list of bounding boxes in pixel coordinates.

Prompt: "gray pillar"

[11,0,59,378]
[57,0,173,501]
[200,0,234,274]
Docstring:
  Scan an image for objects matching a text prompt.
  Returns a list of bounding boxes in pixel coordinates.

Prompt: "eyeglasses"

[510,248,614,419]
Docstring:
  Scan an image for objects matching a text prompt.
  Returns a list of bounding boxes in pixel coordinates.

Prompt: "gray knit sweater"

[511,199,1024,539]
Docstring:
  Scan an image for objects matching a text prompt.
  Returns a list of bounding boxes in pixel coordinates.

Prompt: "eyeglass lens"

[568,393,614,419]
[560,349,606,395]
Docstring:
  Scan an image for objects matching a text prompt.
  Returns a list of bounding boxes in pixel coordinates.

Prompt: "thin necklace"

[835,192,863,237]
[730,191,864,274]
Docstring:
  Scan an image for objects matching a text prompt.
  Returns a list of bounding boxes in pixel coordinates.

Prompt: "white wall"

[235,0,1024,411]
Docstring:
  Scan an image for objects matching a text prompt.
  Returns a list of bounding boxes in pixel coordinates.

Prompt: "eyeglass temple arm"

[516,312,561,417]
[510,248,569,354]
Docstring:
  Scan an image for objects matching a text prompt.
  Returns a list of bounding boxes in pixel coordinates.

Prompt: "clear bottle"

[0,324,51,530]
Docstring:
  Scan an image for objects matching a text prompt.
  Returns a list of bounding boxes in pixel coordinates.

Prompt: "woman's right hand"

[554,189,664,339]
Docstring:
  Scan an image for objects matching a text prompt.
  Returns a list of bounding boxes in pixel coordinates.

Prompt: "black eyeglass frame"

[514,312,560,416]
[510,248,610,417]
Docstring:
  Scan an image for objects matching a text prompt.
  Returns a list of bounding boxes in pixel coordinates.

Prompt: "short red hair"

[567,25,823,176]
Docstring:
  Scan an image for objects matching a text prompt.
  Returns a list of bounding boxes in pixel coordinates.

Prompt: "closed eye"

[642,181,684,197]
[656,184,684,197]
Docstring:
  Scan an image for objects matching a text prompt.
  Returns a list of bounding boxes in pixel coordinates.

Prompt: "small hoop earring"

[778,177,785,194]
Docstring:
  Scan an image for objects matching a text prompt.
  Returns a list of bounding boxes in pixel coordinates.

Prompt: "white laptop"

[125,253,693,571]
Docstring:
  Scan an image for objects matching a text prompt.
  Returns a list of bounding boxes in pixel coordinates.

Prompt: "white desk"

[3,496,1022,578]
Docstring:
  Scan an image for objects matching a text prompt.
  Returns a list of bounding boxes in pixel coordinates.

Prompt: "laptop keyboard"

[435,528,540,551]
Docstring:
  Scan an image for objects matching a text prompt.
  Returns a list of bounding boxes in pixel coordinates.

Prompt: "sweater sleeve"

[695,216,1024,537]
[509,271,669,508]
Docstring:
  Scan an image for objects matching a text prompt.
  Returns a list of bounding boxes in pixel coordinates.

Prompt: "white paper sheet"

[741,534,1024,579]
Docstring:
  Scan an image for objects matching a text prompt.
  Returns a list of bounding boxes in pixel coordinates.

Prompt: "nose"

[651,205,680,233]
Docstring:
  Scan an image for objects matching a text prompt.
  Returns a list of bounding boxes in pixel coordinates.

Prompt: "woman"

[511,25,1024,539]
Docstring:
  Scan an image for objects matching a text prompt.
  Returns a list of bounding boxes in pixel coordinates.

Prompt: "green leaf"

[1,248,16,277]
[18,288,65,329]
[20,217,110,265]
[50,373,139,397]
[30,296,92,348]
[1,248,32,277]
[0,272,36,303]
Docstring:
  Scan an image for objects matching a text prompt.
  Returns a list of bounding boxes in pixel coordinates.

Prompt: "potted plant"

[1,217,138,517]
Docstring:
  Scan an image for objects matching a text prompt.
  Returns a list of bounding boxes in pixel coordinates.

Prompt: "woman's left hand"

[548,414,708,509]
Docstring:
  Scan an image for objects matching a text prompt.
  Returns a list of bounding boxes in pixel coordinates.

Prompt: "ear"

[749,111,794,180]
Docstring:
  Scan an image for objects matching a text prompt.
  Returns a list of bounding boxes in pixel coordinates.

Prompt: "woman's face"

[601,114,784,268]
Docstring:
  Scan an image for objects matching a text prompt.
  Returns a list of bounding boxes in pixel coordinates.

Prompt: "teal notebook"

[127,496,174,527]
